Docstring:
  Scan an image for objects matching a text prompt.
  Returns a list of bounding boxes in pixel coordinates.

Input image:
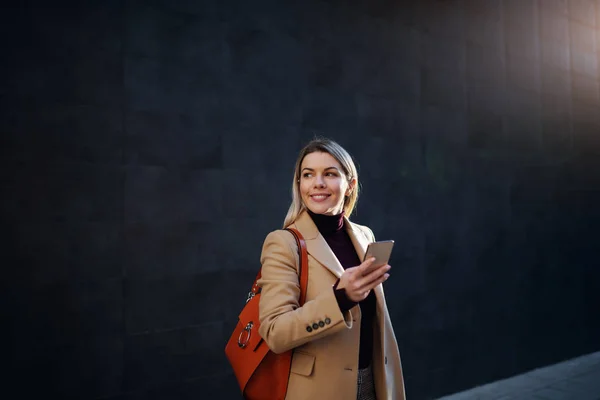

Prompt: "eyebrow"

[301,167,340,172]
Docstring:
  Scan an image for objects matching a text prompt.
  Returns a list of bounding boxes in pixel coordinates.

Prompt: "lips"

[310,194,330,202]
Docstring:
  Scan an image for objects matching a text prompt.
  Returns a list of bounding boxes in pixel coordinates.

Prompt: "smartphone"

[363,240,395,270]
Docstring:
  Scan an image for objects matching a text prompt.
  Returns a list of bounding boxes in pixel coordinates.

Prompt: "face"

[299,151,355,216]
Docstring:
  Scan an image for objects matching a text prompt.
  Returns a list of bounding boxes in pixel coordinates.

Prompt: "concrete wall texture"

[1,0,599,399]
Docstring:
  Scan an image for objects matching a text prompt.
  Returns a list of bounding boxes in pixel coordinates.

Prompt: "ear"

[346,178,357,196]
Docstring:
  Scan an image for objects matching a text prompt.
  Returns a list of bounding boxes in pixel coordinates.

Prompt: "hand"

[337,257,390,302]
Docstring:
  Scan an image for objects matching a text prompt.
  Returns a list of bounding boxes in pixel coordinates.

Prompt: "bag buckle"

[237,322,253,348]
[246,286,261,303]
[246,291,255,303]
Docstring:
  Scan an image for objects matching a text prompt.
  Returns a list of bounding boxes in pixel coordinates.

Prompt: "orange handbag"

[225,228,308,400]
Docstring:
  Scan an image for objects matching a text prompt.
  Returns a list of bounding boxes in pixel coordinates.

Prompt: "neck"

[307,209,345,236]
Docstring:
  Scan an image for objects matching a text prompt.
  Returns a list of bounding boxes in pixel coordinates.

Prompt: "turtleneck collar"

[307,209,345,236]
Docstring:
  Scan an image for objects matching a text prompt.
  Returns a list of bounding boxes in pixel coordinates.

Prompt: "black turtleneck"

[307,209,376,369]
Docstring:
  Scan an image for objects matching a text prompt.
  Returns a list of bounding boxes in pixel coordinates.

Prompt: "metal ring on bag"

[237,322,253,348]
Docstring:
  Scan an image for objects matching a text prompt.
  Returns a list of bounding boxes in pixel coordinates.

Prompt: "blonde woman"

[258,138,405,400]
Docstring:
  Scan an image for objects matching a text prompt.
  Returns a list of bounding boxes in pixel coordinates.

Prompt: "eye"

[302,172,312,178]
[326,172,338,177]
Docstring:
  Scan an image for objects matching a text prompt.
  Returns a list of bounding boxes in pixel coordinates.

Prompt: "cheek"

[299,182,310,195]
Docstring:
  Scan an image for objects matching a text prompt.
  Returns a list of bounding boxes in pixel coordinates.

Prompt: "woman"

[257,138,405,400]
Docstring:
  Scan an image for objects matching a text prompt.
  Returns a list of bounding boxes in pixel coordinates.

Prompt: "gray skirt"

[357,365,377,400]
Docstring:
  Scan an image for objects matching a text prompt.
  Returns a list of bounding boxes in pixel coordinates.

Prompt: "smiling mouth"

[310,194,330,201]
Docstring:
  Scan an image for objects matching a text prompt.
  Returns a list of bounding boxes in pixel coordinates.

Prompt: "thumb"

[359,257,376,273]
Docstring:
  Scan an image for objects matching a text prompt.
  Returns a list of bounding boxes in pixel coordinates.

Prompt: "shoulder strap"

[285,228,309,305]
[249,229,309,305]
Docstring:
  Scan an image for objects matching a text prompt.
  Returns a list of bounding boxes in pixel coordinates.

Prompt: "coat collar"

[290,210,371,278]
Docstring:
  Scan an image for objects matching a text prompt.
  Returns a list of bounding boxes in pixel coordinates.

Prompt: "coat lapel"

[344,217,371,263]
[291,211,345,278]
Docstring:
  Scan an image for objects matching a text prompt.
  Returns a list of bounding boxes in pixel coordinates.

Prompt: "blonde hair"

[283,138,359,227]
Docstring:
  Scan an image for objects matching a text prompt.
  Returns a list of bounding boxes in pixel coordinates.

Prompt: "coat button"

[318,320,325,328]
[312,323,319,330]
[306,326,313,333]
[324,317,331,325]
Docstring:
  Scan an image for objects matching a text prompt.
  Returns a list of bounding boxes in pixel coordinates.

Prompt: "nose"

[314,174,326,187]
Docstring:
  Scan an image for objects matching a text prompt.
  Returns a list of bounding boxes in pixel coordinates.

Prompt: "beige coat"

[257,211,405,400]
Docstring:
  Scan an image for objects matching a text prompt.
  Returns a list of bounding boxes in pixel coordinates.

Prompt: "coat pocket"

[290,351,315,377]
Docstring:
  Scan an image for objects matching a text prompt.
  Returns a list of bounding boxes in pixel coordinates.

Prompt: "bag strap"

[285,228,309,305]
[248,228,309,305]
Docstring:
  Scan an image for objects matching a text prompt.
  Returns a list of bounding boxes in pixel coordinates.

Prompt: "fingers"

[358,263,390,288]
[350,273,389,302]
[364,270,389,291]
[344,264,391,302]
[357,273,390,299]
[357,257,376,274]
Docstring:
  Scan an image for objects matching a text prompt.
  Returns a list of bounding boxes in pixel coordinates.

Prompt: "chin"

[310,205,337,215]
[306,204,328,215]
[305,197,342,215]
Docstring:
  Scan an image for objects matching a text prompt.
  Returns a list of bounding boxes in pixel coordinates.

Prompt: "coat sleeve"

[257,230,353,354]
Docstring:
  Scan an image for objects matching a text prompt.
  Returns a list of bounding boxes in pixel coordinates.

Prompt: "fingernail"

[384,273,390,279]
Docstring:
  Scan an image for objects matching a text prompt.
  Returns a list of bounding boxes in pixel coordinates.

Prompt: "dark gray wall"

[2,1,599,399]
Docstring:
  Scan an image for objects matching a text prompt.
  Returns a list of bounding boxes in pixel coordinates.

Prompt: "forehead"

[301,151,342,170]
